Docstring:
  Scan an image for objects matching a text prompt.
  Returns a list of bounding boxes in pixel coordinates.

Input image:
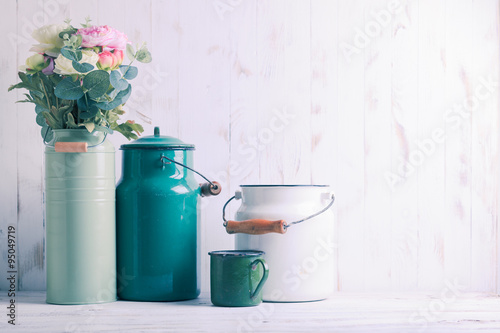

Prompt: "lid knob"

[154,127,160,137]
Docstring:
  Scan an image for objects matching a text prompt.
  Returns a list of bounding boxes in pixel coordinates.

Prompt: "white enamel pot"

[223,185,335,302]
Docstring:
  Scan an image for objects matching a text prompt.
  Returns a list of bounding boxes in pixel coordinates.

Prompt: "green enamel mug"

[209,250,269,307]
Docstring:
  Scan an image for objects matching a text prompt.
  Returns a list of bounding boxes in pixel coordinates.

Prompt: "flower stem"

[38,75,52,111]
[120,59,135,81]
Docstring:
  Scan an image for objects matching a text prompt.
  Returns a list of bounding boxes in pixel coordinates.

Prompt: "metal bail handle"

[160,155,221,197]
[222,191,335,235]
[43,127,108,153]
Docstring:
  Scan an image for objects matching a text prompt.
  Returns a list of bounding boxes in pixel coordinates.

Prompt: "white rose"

[30,24,68,57]
[54,50,99,75]
[22,53,47,72]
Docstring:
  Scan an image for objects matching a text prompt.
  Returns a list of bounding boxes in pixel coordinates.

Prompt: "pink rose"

[97,51,114,70]
[97,49,124,71]
[77,25,128,50]
[113,49,124,65]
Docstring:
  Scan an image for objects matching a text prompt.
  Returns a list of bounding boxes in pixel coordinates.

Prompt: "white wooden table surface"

[1,292,500,333]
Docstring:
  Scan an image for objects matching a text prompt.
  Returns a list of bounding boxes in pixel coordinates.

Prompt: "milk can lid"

[120,127,195,150]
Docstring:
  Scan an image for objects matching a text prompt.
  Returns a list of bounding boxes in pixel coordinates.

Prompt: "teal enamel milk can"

[45,129,116,304]
[116,127,221,301]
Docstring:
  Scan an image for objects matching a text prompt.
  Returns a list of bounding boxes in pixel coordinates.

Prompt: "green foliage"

[78,105,99,119]
[114,121,144,140]
[54,77,84,100]
[8,20,151,141]
[72,61,94,73]
[96,85,131,111]
[82,70,110,99]
[110,70,129,90]
[61,47,82,62]
[126,43,152,64]
[80,16,92,28]
[126,44,135,62]
[119,65,138,80]
[66,113,78,128]
[62,33,82,50]
[58,27,78,39]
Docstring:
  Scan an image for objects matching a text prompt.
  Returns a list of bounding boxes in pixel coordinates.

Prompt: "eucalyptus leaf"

[72,61,94,73]
[95,100,118,111]
[88,104,99,116]
[77,96,96,112]
[77,96,88,111]
[61,47,82,62]
[119,65,138,80]
[79,104,99,119]
[35,105,48,114]
[54,77,84,100]
[58,27,78,39]
[78,112,92,119]
[72,34,83,48]
[95,85,131,110]
[126,44,135,61]
[82,70,110,99]
[110,70,129,91]
[36,112,47,126]
[136,48,152,63]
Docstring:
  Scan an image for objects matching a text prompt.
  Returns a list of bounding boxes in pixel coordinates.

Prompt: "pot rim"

[208,250,265,257]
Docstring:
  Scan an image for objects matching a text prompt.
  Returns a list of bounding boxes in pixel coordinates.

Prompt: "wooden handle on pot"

[55,142,88,153]
[225,219,287,235]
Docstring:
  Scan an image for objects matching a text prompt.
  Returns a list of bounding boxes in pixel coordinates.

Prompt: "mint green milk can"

[45,129,116,304]
[116,127,220,301]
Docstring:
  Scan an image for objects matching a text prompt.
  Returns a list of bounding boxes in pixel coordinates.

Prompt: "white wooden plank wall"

[0,0,498,294]
[391,0,419,291]
[418,0,446,292]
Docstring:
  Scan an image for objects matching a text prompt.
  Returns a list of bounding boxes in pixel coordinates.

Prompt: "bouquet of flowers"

[8,18,151,141]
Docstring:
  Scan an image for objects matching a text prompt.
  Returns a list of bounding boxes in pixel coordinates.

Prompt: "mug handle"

[249,258,269,300]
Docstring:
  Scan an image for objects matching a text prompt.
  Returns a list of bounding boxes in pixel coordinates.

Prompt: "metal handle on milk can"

[160,155,221,197]
[43,127,108,153]
[222,191,335,235]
